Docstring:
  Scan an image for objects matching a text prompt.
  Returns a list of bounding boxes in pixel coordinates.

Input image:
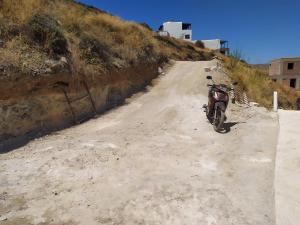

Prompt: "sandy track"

[0,61,278,225]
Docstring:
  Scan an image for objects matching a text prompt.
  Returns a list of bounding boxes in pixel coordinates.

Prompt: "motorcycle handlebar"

[207,84,235,91]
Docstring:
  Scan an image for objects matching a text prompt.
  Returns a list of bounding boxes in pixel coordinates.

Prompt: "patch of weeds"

[27,13,68,55]
[79,35,112,65]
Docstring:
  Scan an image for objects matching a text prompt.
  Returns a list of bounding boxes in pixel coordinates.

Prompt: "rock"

[45,59,61,73]
[60,56,68,64]
[44,58,70,74]
[0,217,8,222]
[0,63,14,75]
[32,69,39,77]
[297,97,300,110]
[250,102,259,107]
[158,67,163,74]
[0,64,5,73]
[45,68,52,74]
[45,59,56,66]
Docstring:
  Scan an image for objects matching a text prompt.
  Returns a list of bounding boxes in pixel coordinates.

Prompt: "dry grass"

[0,0,45,22]
[0,0,212,77]
[225,57,300,109]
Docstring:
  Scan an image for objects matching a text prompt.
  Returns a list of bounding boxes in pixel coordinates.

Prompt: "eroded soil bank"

[0,63,160,151]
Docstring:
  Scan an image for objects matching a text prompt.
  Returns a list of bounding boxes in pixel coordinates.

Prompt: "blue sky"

[78,0,300,64]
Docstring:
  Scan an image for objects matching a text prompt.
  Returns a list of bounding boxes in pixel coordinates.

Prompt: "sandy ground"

[0,61,278,225]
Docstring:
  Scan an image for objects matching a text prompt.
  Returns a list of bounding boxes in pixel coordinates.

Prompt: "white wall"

[201,39,221,50]
[162,22,192,41]
[275,110,300,225]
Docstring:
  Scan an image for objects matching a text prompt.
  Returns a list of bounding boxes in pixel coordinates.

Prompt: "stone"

[45,68,52,74]
[60,56,68,64]
[45,59,61,73]
[45,59,57,66]
[297,97,300,110]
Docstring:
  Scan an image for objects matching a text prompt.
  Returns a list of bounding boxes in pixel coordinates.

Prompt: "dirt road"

[0,61,278,225]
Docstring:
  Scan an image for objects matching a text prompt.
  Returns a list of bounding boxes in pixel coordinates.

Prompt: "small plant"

[139,22,152,31]
[195,40,205,49]
[79,36,111,64]
[27,13,68,55]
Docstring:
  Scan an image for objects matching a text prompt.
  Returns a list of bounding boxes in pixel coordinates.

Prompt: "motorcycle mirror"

[206,76,212,80]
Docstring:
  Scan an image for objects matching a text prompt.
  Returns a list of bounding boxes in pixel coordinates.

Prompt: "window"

[290,79,296,88]
[288,63,294,70]
[185,34,190,39]
[182,23,191,30]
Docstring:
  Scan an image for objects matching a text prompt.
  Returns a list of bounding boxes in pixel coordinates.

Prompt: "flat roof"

[163,21,191,24]
[271,57,300,62]
[200,39,227,43]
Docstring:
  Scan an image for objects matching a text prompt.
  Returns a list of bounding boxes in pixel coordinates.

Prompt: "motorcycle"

[203,75,236,132]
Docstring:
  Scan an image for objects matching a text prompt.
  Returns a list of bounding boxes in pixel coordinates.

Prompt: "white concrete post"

[273,91,278,112]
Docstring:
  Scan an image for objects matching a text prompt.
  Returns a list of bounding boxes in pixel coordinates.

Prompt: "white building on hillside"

[158,22,192,41]
[199,39,229,55]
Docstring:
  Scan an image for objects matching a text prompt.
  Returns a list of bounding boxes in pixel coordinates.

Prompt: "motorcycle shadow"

[221,122,243,133]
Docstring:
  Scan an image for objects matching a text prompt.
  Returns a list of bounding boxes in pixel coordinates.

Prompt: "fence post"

[273,91,278,112]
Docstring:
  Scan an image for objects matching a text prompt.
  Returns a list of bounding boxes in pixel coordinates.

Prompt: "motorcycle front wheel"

[213,107,225,132]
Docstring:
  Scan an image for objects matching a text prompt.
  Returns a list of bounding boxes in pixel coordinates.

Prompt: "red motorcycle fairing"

[213,91,228,102]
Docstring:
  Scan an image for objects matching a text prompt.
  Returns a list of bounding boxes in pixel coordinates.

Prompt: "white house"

[158,22,192,41]
[198,39,229,55]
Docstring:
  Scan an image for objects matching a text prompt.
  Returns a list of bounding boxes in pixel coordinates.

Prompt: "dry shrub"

[225,58,299,109]
[0,0,213,77]
[0,0,46,22]
[27,13,68,55]
[195,40,205,48]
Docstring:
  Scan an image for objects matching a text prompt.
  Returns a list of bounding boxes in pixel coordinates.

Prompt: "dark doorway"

[290,79,296,88]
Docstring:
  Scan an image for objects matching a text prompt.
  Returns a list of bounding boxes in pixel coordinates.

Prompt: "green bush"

[27,13,68,55]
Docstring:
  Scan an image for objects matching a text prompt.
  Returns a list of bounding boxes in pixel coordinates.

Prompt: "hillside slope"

[225,57,300,109]
[0,0,214,148]
[0,0,212,79]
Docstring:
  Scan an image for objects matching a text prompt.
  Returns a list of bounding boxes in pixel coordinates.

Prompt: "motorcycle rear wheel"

[213,108,225,132]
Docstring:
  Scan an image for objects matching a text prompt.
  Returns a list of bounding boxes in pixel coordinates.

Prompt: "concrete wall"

[275,110,300,225]
[282,60,300,76]
[201,39,221,50]
[162,22,192,41]
[270,59,300,76]
[269,61,281,76]
[269,59,300,90]
[272,76,300,90]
